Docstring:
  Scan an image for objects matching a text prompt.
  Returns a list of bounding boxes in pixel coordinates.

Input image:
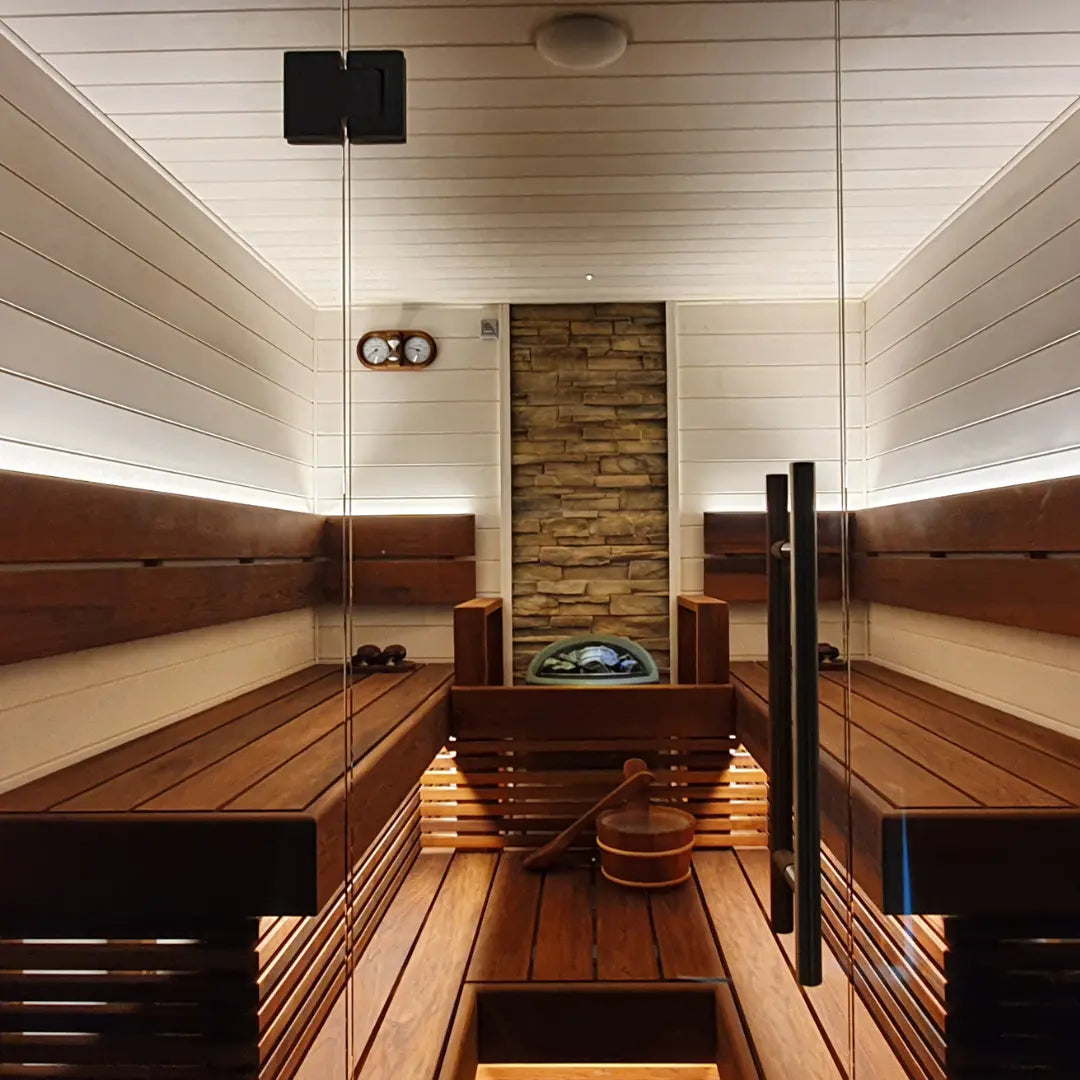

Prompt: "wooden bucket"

[596,804,696,889]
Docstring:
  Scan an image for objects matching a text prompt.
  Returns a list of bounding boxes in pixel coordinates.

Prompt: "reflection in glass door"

[840,3,1080,1077]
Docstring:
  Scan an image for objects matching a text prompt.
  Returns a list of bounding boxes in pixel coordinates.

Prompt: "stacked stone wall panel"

[510,302,669,681]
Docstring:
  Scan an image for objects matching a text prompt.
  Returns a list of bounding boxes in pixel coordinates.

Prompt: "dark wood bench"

[0,662,453,1080]
[732,660,1080,1080]
[732,659,1080,916]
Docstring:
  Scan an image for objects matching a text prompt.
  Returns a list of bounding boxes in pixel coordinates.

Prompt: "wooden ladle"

[523,758,653,871]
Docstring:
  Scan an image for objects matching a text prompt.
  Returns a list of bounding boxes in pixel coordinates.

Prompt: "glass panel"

[840,3,1080,1076]
[341,0,853,1074]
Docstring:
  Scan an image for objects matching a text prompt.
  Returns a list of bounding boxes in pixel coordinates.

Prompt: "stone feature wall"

[510,302,669,681]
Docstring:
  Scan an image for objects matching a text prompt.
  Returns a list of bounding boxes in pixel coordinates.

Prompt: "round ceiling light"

[535,14,628,71]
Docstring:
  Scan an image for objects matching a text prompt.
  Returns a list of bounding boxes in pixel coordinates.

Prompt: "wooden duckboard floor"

[332,850,907,1080]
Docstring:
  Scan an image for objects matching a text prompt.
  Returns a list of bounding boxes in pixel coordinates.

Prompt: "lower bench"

[732,659,1080,1080]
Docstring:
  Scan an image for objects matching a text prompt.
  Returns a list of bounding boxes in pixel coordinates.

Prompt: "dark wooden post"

[675,595,730,685]
[453,597,504,686]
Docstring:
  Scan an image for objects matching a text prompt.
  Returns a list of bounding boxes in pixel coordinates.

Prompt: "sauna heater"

[525,635,660,686]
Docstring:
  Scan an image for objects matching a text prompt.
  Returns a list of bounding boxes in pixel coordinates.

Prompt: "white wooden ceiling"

[1,0,1078,307]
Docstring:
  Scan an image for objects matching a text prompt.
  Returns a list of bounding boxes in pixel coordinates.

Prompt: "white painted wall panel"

[861,105,1080,735]
[869,606,1080,740]
[0,610,317,794]
[675,299,867,659]
[0,35,319,789]
[315,304,503,663]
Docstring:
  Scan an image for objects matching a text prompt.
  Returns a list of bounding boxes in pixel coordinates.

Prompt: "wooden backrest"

[324,515,477,605]
[702,475,1080,637]
[0,471,479,665]
[0,471,324,665]
[852,475,1080,637]
[702,511,846,602]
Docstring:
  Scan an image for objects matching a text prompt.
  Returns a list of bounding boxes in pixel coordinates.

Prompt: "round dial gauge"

[403,335,433,365]
[361,335,390,365]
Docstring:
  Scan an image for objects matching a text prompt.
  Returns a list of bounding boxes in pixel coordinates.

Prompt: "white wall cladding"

[0,611,317,795]
[0,28,316,509]
[0,30,319,789]
[314,304,502,663]
[860,104,1080,735]
[863,105,1080,505]
[675,299,867,659]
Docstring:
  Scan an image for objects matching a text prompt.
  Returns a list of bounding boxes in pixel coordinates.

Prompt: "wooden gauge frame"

[357,329,438,370]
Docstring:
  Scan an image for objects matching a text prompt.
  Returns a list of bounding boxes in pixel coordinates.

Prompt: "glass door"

[336,0,859,1074]
[838,3,1080,1076]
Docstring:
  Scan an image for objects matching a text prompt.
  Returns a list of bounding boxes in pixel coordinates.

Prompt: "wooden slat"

[594,874,658,981]
[0,920,260,1078]
[649,880,725,981]
[0,562,320,665]
[853,554,1080,638]
[852,476,1080,554]
[705,555,843,603]
[349,851,453,1061]
[467,853,542,982]
[825,668,1080,805]
[325,514,475,559]
[357,853,496,1080]
[141,673,412,812]
[815,675,1064,808]
[694,852,842,1080]
[423,726,766,854]
[703,511,846,555]
[531,869,595,981]
[733,661,977,810]
[450,685,735,740]
[312,675,452,909]
[227,668,452,812]
[853,661,1080,769]
[736,849,910,1080]
[0,470,324,562]
[334,558,477,606]
[453,597,504,687]
[734,659,1080,917]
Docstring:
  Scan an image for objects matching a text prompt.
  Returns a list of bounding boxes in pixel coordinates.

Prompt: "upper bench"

[0,663,453,922]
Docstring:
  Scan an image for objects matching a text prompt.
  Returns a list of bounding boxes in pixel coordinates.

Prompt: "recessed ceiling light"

[585,273,594,281]
[535,14,628,71]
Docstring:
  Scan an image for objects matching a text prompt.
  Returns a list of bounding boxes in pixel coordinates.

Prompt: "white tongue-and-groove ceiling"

[1,0,1078,307]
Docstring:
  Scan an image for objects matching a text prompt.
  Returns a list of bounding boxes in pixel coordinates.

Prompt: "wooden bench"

[732,660,1080,1080]
[0,662,453,1080]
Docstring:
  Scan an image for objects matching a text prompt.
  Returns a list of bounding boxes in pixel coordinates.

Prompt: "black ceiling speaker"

[283,49,406,146]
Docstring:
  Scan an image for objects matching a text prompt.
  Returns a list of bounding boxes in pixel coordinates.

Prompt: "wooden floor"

[338,850,908,1080]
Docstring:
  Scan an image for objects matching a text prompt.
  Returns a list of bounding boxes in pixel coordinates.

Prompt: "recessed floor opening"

[442,984,751,1080]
